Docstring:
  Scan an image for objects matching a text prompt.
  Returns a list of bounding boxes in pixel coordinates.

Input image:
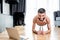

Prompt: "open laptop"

[6,28,28,40]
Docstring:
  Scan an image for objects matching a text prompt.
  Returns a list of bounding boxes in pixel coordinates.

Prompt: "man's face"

[38,13,46,20]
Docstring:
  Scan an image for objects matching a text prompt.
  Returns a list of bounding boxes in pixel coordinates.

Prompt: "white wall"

[25,0,37,40]
[3,0,10,15]
[59,0,60,10]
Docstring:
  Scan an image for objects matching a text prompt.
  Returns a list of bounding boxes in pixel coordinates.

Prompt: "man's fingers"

[37,31,46,35]
[37,31,41,35]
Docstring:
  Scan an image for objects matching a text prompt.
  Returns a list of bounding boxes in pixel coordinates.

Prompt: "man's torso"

[34,15,48,26]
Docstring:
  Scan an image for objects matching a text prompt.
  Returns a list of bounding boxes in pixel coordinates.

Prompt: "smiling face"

[38,13,46,21]
[37,8,46,21]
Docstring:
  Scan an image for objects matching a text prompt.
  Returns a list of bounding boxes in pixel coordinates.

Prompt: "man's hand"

[33,30,38,34]
[37,31,45,35]
[45,30,51,34]
[37,31,41,35]
[37,31,47,35]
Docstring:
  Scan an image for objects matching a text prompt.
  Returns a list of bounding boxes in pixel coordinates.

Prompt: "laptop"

[6,28,28,40]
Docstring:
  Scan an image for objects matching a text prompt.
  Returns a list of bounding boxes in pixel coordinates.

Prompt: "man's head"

[38,8,46,21]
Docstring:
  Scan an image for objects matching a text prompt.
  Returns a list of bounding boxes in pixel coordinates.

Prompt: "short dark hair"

[38,8,46,13]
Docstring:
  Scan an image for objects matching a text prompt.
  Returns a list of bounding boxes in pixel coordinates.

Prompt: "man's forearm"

[32,29,37,34]
[45,30,51,34]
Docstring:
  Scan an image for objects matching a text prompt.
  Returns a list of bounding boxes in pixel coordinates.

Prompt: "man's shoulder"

[46,16,50,20]
[33,15,38,21]
[33,15,38,19]
[46,16,50,23]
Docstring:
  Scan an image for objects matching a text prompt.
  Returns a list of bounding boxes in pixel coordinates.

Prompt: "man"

[32,8,51,35]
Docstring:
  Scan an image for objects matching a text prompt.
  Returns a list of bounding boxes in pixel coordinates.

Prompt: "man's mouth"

[38,18,45,21]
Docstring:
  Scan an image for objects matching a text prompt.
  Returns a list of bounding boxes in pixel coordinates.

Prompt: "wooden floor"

[33,27,60,40]
[0,26,60,40]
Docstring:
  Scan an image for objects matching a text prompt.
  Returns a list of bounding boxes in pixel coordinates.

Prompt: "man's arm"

[46,23,51,34]
[32,18,37,34]
[45,17,51,34]
[32,23,37,34]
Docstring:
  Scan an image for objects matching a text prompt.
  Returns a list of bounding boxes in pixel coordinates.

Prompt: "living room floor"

[0,26,60,40]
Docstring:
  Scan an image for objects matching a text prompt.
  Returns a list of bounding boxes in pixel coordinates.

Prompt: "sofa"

[54,11,60,27]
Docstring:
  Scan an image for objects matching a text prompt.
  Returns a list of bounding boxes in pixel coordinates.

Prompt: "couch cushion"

[56,17,60,20]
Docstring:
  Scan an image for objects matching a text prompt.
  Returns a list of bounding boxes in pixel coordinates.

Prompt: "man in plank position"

[32,8,51,35]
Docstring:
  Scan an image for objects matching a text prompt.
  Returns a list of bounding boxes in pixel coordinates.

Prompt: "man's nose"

[40,17,43,19]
